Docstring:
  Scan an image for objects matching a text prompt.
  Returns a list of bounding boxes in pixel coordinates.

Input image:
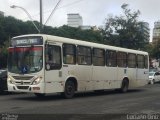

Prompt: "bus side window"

[106,50,117,67]
[144,55,148,69]
[128,53,136,68]
[117,52,127,67]
[45,45,62,70]
[63,44,76,64]
[77,46,91,65]
[137,55,145,69]
[93,48,105,66]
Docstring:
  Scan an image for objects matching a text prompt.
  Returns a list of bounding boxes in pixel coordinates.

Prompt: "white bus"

[7,34,149,98]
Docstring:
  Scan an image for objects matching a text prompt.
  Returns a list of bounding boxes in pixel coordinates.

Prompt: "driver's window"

[45,45,61,70]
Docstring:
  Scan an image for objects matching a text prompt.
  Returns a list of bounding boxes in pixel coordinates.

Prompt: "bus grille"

[17,86,29,90]
[12,76,34,80]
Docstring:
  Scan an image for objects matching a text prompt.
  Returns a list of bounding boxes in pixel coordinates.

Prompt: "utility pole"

[40,0,43,33]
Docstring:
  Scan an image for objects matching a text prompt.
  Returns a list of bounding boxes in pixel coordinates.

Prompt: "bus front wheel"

[62,80,75,99]
[120,79,129,93]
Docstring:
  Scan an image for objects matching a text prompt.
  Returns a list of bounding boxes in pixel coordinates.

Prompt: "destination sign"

[11,37,43,46]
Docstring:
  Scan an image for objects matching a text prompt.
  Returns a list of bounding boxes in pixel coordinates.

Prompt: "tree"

[0,16,103,68]
[150,39,160,59]
[43,25,103,43]
[0,41,8,68]
[101,3,147,50]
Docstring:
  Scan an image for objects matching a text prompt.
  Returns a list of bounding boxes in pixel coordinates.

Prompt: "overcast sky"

[1,0,160,41]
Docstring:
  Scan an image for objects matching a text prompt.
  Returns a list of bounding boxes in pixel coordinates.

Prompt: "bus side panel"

[44,70,64,93]
[136,68,148,87]
[127,68,148,88]
[117,67,127,87]
[62,64,86,91]
[92,66,106,90]
[92,66,118,90]
[75,65,92,91]
[127,68,137,88]
[105,67,119,89]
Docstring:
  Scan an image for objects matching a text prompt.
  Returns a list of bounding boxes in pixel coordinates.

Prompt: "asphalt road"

[0,84,160,120]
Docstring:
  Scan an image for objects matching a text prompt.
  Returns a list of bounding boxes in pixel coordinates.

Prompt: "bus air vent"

[17,86,29,90]
[12,76,34,80]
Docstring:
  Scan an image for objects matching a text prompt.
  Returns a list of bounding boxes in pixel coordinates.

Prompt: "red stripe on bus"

[9,47,42,52]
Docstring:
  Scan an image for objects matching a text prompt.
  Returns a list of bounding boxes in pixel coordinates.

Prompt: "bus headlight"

[8,76,15,84]
[31,77,42,85]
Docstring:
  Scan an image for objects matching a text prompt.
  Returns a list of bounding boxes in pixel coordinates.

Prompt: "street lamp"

[10,5,40,33]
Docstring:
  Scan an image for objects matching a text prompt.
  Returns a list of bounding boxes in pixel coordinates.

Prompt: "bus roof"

[12,34,148,55]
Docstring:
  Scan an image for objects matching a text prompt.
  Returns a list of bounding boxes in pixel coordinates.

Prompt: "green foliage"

[0,16,40,68]
[0,41,8,69]
[0,16,102,68]
[101,3,148,50]
[148,39,160,59]
[43,25,103,43]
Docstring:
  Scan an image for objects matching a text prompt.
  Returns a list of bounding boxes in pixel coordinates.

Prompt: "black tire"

[0,78,7,93]
[34,93,45,98]
[0,78,3,93]
[153,79,155,84]
[62,80,75,99]
[120,79,129,93]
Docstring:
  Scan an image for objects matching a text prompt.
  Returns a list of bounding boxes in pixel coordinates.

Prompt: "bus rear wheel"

[62,80,75,99]
[120,79,129,93]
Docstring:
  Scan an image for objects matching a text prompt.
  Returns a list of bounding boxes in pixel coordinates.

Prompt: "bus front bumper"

[7,83,45,93]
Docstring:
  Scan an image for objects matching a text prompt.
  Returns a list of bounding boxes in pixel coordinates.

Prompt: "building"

[80,25,92,30]
[67,13,83,28]
[153,21,160,43]
[80,26,98,31]
[138,22,150,43]
[67,13,97,30]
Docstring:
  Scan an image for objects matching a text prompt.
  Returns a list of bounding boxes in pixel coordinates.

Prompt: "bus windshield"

[8,46,43,74]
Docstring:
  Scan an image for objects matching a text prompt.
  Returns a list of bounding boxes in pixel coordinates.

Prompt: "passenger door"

[136,55,148,86]
[44,43,63,93]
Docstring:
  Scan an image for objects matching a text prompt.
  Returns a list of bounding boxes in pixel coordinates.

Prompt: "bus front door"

[44,43,63,93]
